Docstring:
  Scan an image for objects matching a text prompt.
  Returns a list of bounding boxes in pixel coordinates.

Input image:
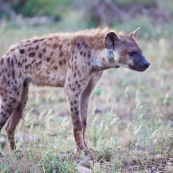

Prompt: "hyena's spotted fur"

[0,27,149,153]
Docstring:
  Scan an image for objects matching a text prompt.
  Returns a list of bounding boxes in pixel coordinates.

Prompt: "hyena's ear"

[129,27,140,38]
[104,32,120,50]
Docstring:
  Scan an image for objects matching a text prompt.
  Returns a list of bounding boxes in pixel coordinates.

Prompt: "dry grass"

[0,21,173,172]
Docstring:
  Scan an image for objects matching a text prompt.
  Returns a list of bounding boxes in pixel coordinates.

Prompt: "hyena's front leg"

[80,72,102,148]
[65,87,85,151]
[65,71,91,152]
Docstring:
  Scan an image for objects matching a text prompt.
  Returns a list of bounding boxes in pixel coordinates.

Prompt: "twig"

[124,150,136,163]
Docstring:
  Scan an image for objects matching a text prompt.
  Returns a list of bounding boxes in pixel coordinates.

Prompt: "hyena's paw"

[82,148,96,160]
[13,149,23,160]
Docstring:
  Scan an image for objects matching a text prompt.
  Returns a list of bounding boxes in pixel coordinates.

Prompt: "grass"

[0,17,173,172]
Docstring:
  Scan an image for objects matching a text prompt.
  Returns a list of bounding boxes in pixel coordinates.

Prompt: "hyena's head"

[104,28,150,72]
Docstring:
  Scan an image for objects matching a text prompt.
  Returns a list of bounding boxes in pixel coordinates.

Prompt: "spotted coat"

[0,27,149,153]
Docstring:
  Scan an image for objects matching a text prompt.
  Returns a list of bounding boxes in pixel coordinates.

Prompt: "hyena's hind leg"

[0,83,23,148]
[0,99,14,132]
[5,80,29,150]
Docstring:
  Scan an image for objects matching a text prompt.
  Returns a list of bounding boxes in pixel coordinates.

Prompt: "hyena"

[0,27,149,153]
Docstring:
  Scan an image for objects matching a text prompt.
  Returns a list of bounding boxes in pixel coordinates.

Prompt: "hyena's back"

[0,28,108,89]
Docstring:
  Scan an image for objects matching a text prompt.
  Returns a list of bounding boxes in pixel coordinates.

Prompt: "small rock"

[156,154,163,158]
[0,134,6,148]
[77,166,91,173]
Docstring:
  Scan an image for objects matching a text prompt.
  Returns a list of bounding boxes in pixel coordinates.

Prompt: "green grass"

[11,0,72,18]
[0,18,173,172]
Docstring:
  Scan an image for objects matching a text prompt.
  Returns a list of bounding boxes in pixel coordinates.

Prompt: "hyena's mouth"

[129,65,149,72]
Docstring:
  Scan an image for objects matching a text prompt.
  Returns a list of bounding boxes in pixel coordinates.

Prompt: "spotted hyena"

[0,27,150,153]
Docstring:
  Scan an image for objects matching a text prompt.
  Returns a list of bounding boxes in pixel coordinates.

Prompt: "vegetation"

[0,0,173,172]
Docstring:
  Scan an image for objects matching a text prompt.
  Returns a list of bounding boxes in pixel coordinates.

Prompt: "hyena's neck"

[91,49,120,72]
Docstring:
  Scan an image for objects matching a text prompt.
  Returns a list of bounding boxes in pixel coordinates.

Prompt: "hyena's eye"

[129,51,137,56]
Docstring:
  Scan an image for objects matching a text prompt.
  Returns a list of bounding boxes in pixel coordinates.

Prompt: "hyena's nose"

[142,61,150,68]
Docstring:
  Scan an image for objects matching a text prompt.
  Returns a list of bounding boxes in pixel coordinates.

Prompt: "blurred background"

[0,0,173,36]
[0,0,173,172]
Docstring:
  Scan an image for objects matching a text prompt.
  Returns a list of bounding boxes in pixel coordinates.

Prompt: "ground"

[0,20,173,172]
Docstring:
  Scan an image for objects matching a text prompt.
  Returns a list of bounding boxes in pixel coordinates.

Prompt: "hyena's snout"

[129,53,150,72]
[141,57,150,69]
